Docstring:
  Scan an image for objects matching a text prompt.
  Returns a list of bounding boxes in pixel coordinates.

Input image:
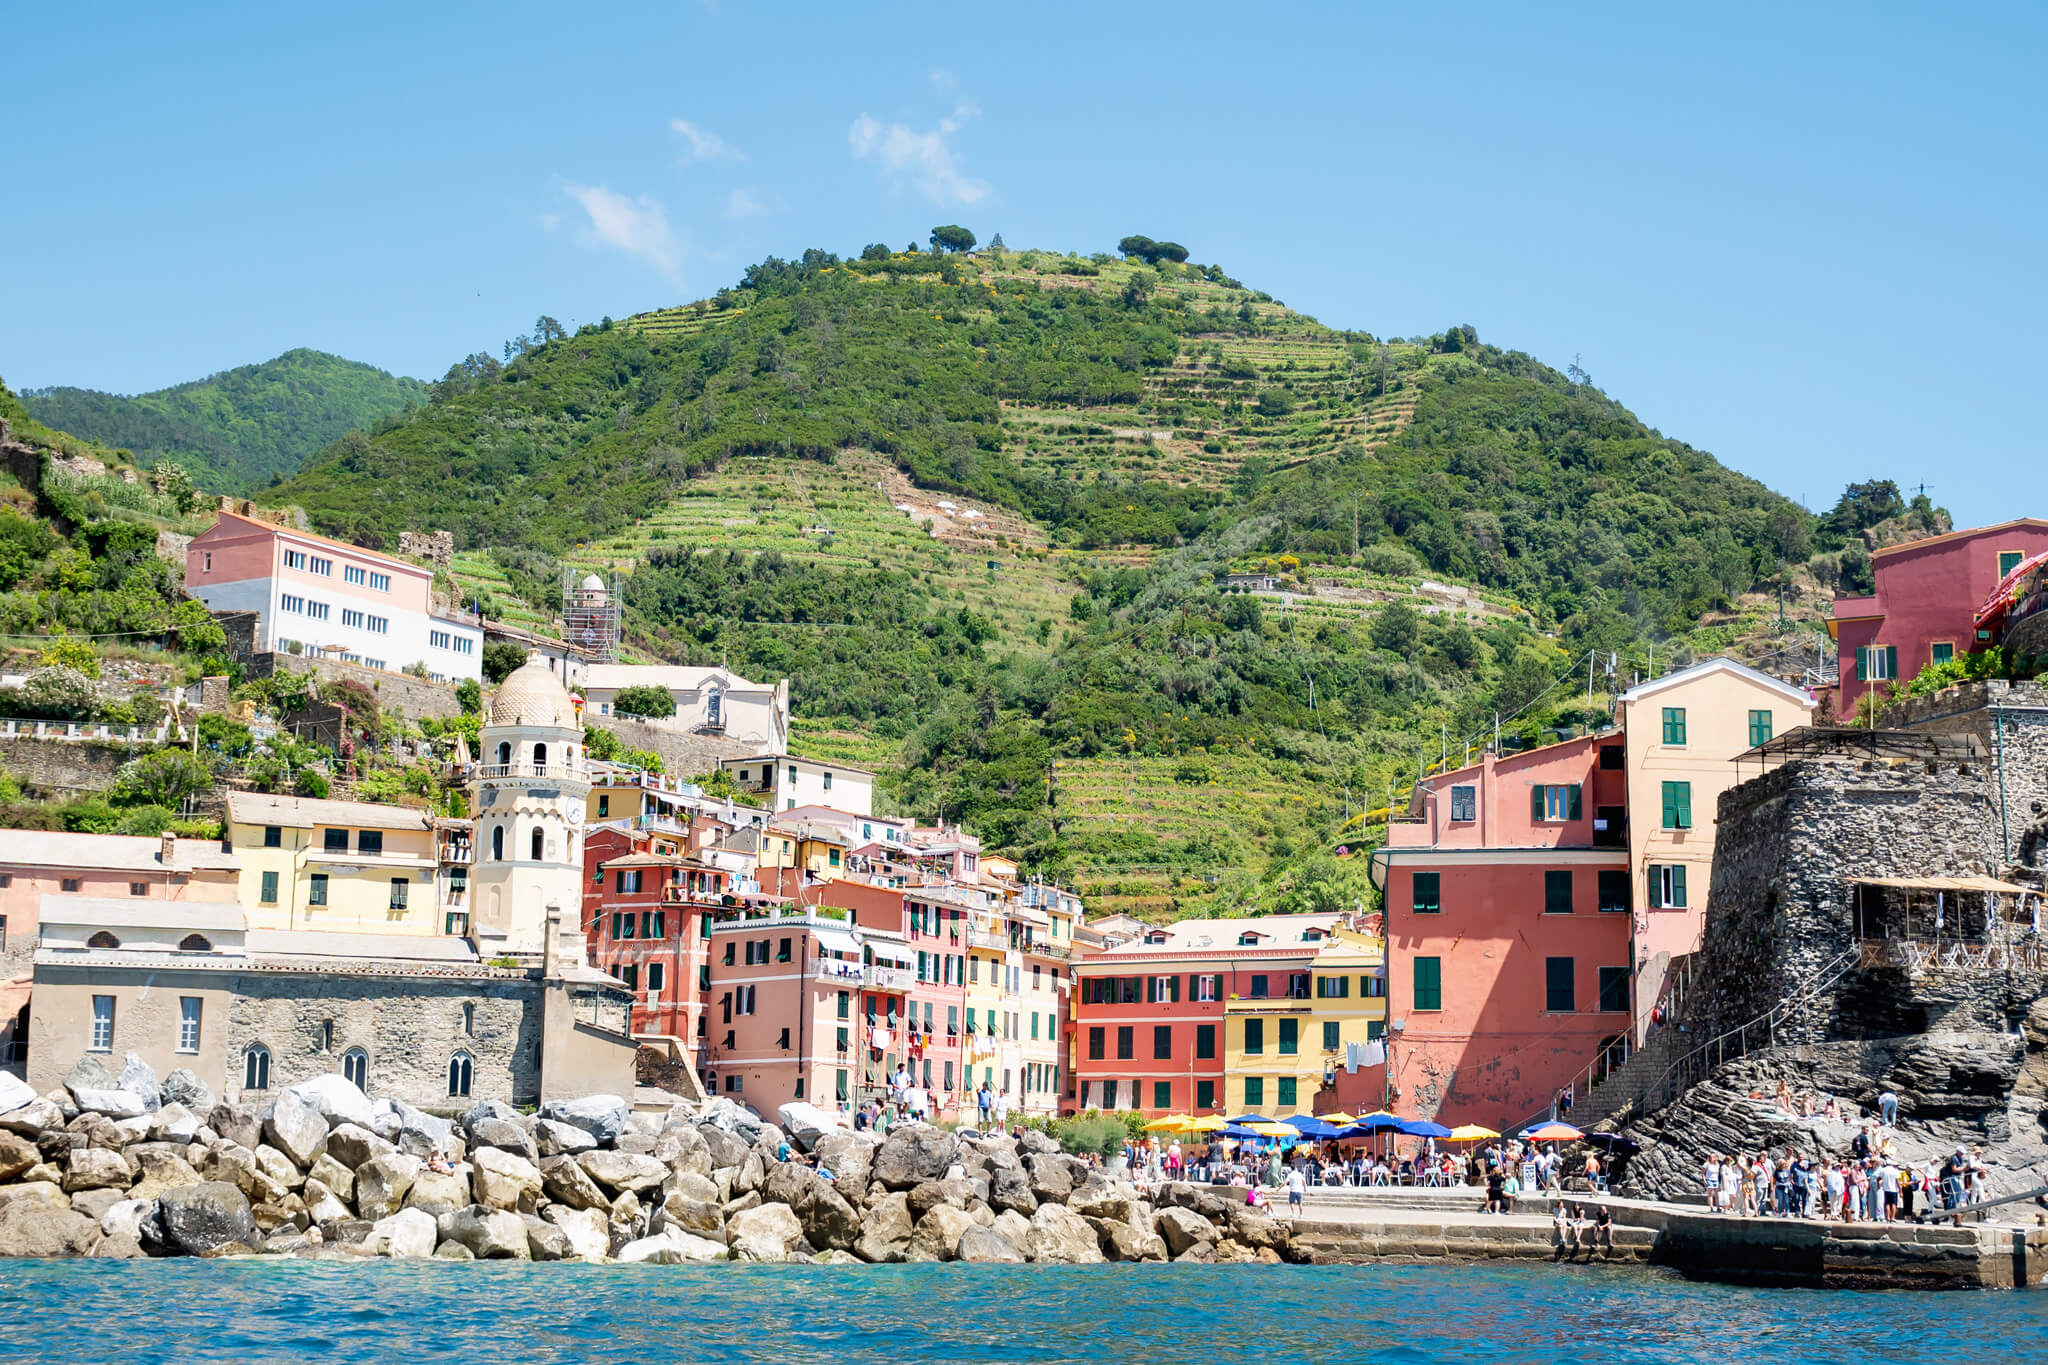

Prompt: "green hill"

[21,349,426,493]
[261,244,1826,915]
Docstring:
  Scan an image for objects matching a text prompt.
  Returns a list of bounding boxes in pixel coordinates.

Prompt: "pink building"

[1370,732,1632,1131]
[0,830,240,1064]
[1829,517,2048,715]
[185,512,483,682]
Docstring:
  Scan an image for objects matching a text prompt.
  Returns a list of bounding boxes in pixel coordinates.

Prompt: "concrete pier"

[1278,1186,2048,1290]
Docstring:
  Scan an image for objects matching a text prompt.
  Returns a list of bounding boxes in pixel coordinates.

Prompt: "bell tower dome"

[471,657,590,958]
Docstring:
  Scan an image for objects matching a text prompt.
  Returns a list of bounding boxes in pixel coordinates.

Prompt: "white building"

[185,512,483,682]
[719,753,875,817]
[581,663,789,750]
[470,659,591,957]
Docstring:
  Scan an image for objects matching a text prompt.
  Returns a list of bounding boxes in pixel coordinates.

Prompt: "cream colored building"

[582,662,790,751]
[1620,656,1816,1040]
[721,754,875,818]
[472,657,593,959]
[225,792,448,936]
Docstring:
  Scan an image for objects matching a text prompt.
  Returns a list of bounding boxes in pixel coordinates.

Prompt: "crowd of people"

[1695,1124,1994,1224]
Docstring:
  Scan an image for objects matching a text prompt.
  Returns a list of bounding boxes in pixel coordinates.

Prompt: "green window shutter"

[1855,648,1867,681]
[1531,784,1546,821]
[1568,785,1583,820]
[1673,864,1688,907]
[1886,646,1898,679]
[1648,866,1664,910]
[1323,1020,1340,1051]
[1676,783,1691,829]
[1414,956,1442,1011]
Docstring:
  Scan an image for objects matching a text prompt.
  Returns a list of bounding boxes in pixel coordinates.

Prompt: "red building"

[1369,731,1633,1132]
[1069,930,1229,1117]
[581,824,745,1051]
[1829,517,2048,716]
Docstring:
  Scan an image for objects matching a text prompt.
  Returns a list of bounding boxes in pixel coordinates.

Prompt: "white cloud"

[723,188,767,220]
[671,118,745,162]
[563,183,684,284]
[929,68,957,93]
[848,101,988,205]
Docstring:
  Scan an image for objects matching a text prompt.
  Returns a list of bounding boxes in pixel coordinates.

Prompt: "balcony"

[1021,938,1070,960]
[965,926,1009,952]
[865,965,913,993]
[478,762,584,782]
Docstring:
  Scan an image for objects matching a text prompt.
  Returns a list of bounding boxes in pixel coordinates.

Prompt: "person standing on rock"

[1879,1088,1899,1126]
[976,1082,992,1127]
[992,1088,1009,1128]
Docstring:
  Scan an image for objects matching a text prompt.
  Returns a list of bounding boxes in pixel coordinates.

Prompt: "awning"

[813,927,860,955]
[863,939,915,965]
[1976,550,2048,627]
[1847,875,2036,895]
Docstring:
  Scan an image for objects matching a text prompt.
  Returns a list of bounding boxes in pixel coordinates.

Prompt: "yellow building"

[1217,915,1343,1115]
[226,792,453,935]
[1619,657,1816,1039]
[758,820,852,880]
[1307,923,1387,1075]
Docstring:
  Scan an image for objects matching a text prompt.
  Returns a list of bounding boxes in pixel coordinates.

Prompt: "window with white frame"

[366,615,388,634]
[283,594,305,613]
[283,550,307,570]
[306,600,329,621]
[91,995,115,1050]
[310,556,332,575]
[345,565,366,585]
[430,629,453,649]
[343,608,365,628]
[368,570,389,591]
[178,997,201,1052]
[452,635,474,654]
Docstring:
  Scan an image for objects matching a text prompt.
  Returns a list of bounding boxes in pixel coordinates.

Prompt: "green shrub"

[610,684,676,719]
[294,769,330,798]
[114,804,176,836]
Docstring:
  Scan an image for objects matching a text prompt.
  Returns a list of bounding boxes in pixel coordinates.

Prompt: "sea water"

[1,1260,2042,1363]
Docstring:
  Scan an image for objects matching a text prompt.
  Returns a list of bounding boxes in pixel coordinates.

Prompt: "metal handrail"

[1632,945,1861,1119]
[1507,955,1698,1135]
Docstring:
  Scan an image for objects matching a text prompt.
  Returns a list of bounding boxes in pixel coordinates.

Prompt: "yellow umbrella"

[1449,1123,1500,1141]
[1321,1112,1357,1124]
[1142,1113,1194,1132]
[1248,1121,1299,1138]
[1181,1115,1228,1133]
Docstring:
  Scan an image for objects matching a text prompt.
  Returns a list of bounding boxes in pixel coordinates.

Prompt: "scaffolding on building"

[561,569,622,663]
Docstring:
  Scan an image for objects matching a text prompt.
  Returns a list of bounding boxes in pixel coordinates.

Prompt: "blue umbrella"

[1224,1115,1269,1125]
[1400,1119,1454,1138]
[1281,1114,1342,1139]
[1218,1123,1264,1141]
[1338,1113,1406,1137]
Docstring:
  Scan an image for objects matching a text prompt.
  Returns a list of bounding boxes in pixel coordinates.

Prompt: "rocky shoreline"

[0,1062,1294,1265]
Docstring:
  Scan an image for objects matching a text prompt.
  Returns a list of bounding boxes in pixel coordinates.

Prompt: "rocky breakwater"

[0,1064,1299,1266]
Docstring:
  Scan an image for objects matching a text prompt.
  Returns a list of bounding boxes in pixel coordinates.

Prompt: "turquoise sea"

[1,1261,2042,1363]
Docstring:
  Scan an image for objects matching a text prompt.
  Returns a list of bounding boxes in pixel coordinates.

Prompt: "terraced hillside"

[268,241,1822,917]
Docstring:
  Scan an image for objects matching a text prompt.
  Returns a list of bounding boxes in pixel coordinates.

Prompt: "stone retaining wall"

[248,654,465,722]
[0,737,136,799]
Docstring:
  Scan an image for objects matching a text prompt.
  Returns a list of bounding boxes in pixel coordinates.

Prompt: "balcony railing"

[1022,938,1071,960]
[865,965,913,992]
[478,762,583,781]
[965,927,1009,952]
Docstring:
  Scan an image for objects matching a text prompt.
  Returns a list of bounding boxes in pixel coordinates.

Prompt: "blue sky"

[4,2,2041,524]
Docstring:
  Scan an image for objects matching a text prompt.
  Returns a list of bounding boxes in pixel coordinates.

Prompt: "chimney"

[160,831,178,866]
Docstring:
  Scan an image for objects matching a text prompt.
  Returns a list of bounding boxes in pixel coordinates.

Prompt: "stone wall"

[1886,680,2048,875]
[249,653,465,722]
[589,715,750,777]
[225,972,543,1111]
[0,736,135,799]
[397,530,455,568]
[1694,752,2000,1048]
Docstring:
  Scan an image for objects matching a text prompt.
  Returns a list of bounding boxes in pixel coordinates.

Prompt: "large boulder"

[288,1074,376,1131]
[0,1130,39,1181]
[368,1208,439,1259]
[0,1071,37,1114]
[1,1097,63,1137]
[146,1102,201,1144]
[851,1191,913,1263]
[263,1091,330,1168]
[1155,1206,1219,1257]
[254,1145,303,1192]
[698,1096,765,1145]
[534,1119,597,1158]
[543,1205,610,1261]
[302,1178,351,1225]
[726,1202,804,1262]
[0,1199,100,1257]
[207,1103,262,1152]
[62,1147,132,1193]
[67,1087,147,1120]
[619,1229,728,1264]
[1027,1204,1106,1264]
[988,1167,1038,1216]
[472,1147,543,1211]
[405,1166,472,1215]
[98,1197,159,1244]
[653,1122,712,1178]
[776,1101,847,1151]
[539,1155,609,1212]
[577,1149,668,1195]
[64,1054,116,1092]
[308,1154,356,1203]
[355,1153,422,1220]
[128,1148,205,1201]
[907,1178,975,1218]
[116,1054,161,1112]
[904,1204,976,1262]
[1066,1176,1135,1221]
[520,1213,572,1262]
[467,1117,538,1162]
[158,1182,258,1255]
[872,1125,958,1190]
[159,1068,215,1115]
[324,1124,394,1171]
[459,1099,522,1132]
[698,1123,750,1171]
[0,1182,68,1213]
[811,1132,877,1199]
[1227,1206,1285,1252]
[539,1094,630,1145]
[957,1223,1027,1263]
[437,1205,530,1259]
[1024,1151,1080,1202]
[1089,1215,1167,1262]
